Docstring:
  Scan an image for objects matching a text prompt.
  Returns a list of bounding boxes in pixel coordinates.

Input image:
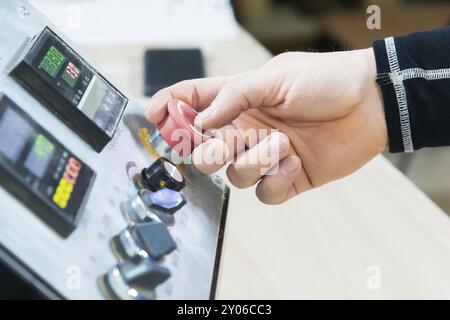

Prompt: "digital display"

[11,27,128,152]
[0,108,33,162]
[24,134,55,179]
[0,95,95,237]
[0,109,55,179]
[61,62,80,87]
[39,46,66,78]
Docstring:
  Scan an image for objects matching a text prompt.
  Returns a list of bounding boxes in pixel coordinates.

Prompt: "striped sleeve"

[372,27,450,153]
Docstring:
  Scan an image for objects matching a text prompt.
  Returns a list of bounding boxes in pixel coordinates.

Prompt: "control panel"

[0,95,95,237]
[11,27,128,152]
[0,0,228,300]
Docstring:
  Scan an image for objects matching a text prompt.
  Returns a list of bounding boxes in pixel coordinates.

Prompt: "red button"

[157,99,209,156]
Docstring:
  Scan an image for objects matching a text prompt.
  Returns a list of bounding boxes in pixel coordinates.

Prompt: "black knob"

[141,157,185,192]
[131,221,177,259]
[119,258,171,291]
[114,221,177,260]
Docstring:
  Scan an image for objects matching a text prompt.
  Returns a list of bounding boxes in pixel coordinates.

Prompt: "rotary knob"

[103,258,170,300]
[113,221,177,261]
[141,157,185,192]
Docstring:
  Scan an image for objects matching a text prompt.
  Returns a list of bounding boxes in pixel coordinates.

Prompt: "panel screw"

[213,175,223,184]
[17,6,30,17]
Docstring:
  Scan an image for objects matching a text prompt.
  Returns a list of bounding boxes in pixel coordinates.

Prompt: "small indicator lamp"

[141,188,186,214]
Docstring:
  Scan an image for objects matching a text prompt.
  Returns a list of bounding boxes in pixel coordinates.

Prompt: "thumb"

[195,70,269,130]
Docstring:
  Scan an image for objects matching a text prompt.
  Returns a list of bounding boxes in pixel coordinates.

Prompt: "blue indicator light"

[143,188,184,210]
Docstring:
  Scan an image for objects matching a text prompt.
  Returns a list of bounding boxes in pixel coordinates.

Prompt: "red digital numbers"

[53,157,82,209]
[63,157,82,185]
[65,62,80,80]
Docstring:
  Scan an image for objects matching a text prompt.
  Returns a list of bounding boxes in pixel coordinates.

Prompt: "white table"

[83,29,450,299]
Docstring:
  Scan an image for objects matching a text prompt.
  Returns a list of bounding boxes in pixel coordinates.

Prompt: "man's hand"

[146,48,387,204]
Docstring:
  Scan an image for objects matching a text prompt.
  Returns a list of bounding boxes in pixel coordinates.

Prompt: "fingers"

[145,76,230,124]
[192,138,230,174]
[192,124,246,174]
[147,68,278,133]
[255,155,301,205]
[226,132,291,189]
[195,70,271,130]
[194,129,307,204]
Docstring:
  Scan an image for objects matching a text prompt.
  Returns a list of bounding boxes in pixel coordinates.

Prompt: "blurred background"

[232,0,450,214]
[232,0,450,53]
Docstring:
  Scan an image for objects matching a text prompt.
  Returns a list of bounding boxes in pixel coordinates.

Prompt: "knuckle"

[219,82,238,98]
[267,52,295,65]
[256,180,283,205]
[226,165,253,189]
[271,131,289,146]
[233,161,260,179]
[152,87,169,100]
[262,178,282,195]
[176,79,190,87]
[255,188,281,205]
[174,80,193,93]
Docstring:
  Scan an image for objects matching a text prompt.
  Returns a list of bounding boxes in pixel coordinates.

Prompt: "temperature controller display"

[11,27,128,152]
[0,95,95,237]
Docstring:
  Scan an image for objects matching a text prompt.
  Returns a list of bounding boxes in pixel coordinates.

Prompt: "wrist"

[360,47,389,152]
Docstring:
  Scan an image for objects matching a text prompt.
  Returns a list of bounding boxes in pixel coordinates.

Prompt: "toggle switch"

[103,258,170,300]
[113,221,177,261]
[141,157,185,192]
[122,189,185,224]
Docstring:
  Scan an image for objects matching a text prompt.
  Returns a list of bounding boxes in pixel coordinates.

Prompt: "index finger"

[145,76,231,124]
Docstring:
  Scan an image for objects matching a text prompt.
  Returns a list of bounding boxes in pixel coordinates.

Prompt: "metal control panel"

[0,0,228,299]
[11,27,128,152]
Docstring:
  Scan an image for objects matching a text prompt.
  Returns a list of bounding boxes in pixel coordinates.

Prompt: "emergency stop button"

[157,99,209,156]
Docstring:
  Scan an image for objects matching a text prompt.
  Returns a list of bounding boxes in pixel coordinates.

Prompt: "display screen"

[61,62,80,87]
[0,108,33,162]
[39,46,80,88]
[0,109,56,180]
[0,95,95,225]
[33,37,92,109]
[14,28,127,141]
[39,46,66,78]
[24,134,55,179]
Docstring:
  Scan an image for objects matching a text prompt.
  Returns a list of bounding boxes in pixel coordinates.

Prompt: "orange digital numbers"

[52,157,82,209]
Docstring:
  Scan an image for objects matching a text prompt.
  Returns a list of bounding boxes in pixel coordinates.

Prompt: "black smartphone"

[144,48,205,96]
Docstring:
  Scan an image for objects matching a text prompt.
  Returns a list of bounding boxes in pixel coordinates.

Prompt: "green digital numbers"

[39,46,66,77]
[34,134,55,158]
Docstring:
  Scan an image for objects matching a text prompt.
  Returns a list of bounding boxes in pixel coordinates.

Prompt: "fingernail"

[281,156,299,173]
[269,133,289,154]
[196,107,213,123]
[145,98,160,121]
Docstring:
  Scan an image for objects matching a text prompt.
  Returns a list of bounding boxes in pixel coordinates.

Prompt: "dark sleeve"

[372,27,450,153]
